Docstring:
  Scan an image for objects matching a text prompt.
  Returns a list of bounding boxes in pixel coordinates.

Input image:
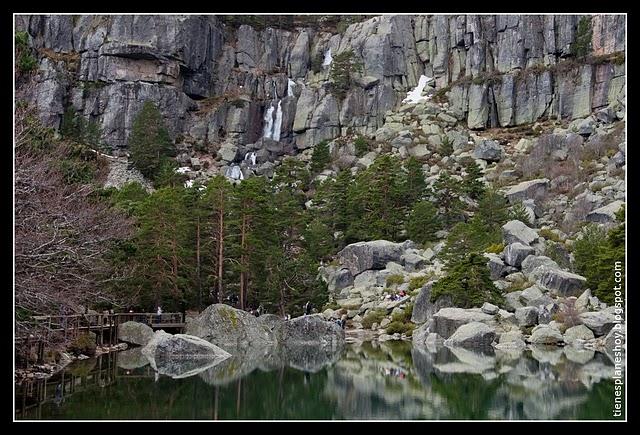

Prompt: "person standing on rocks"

[304,301,312,316]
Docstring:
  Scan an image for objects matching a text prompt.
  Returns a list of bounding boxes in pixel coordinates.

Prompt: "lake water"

[15,340,622,420]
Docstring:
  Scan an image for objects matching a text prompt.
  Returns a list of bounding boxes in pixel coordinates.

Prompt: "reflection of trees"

[430,372,503,420]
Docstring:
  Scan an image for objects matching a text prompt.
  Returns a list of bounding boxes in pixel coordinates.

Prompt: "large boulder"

[484,253,507,280]
[282,314,344,348]
[580,310,618,336]
[520,255,560,280]
[118,321,154,346]
[185,304,278,347]
[503,243,535,267]
[411,282,453,324]
[563,324,595,345]
[537,269,586,297]
[443,322,496,349]
[515,307,539,327]
[503,179,549,204]
[502,220,539,246]
[585,200,625,224]
[528,324,564,345]
[431,308,495,339]
[337,240,406,275]
[504,291,524,312]
[472,140,502,162]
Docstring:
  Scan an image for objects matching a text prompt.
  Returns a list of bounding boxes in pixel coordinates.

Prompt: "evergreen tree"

[201,176,233,306]
[132,187,192,311]
[328,49,363,99]
[403,157,427,206]
[228,176,272,310]
[310,140,331,174]
[432,171,465,227]
[431,252,503,308]
[128,101,174,183]
[347,154,405,242]
[406,201,441,245]
[462,162,485,200]
[508,201,532,224]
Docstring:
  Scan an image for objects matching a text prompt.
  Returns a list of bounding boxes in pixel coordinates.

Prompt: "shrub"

[361,310,386,329]
[18,53,37,73]
[68,333,97,356]
[385,320,415,335]
[486,243,504,254]
[409,275,431,291]
[553,298,582,328]
[391,303,413,323]
[538,228,563,243]
[353,135,370,157]
[439,135,454,157]
[386,274,405,287]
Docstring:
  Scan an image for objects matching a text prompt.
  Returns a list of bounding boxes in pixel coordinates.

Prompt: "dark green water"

[16,341,623,420]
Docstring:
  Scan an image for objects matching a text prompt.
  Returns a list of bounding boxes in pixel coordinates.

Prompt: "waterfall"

[322,48,333,67]
[402,75,432,104]
[272,100,283,141]
[262,104,275,138]
[287,78,295,97]
[225,165,244,180]
[262,100,283,141]
[245,151,257,166]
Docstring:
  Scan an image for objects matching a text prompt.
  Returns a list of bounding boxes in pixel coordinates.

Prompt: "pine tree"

[406,200,442,245]
[310,140,331,174]
[462,162,485,200]
[508,201,532,224]
[133,187,192,311]
[431,252,503,308]
[200,176,232,307]
[228,176,272,310]
[432,171,465,227]
[347,154,405,242]
[328,49,363,99]
[403,157,427,206]
[128,101,174,182]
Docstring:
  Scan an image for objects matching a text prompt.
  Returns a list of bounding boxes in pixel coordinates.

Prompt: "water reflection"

[15,341,622,420]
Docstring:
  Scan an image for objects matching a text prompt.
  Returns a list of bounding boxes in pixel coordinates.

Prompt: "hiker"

[156,306,162,323]
[340,315,347,329]
[304,301,312,316]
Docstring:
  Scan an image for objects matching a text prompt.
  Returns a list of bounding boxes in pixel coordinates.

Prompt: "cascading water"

[262,104,275,138]
[225,165,244,180]
[244,151,257,166]
[322,48,333,67]
[272,100,283,141]
[287,79,295,97]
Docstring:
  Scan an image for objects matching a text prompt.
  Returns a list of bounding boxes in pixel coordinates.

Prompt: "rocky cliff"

[16,14,625,180]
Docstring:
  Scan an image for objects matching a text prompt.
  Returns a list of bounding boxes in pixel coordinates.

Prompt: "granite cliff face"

[16,15,625,174]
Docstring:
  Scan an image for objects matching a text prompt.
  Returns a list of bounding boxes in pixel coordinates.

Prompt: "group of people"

[382,290,407,302]
[381,367,406,379]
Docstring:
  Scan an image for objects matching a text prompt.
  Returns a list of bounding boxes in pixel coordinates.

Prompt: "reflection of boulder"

[142,331,231,379]
[411,345,436,386]
[433,346,496,375]
[198,343,281,386]
[117,347,149,370]
[284,342,344,373]
[68,357,97,377]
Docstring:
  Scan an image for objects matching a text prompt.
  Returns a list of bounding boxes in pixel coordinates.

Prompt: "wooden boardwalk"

[15,312,185,366]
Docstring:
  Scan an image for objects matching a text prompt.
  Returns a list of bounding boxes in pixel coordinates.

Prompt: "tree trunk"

[239,214,247,310]
[217,192,225,304]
